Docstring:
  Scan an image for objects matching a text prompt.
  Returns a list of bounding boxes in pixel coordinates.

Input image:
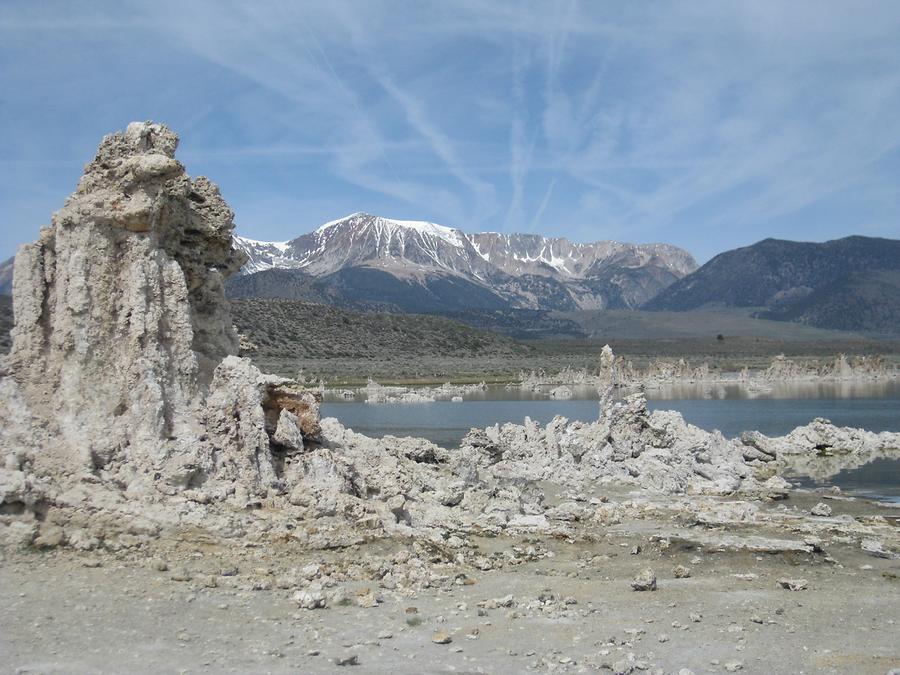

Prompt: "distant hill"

[434,308,588,340]
[555,308,868,340]
[229,298,529,363]
[644,236,900,333]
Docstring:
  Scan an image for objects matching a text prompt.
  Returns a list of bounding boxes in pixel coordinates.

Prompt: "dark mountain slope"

[224,266,511,313]
[0,295,12,354]
[644,236,900,333]
[322,267,510,313]
[229,298,529,362]
[758,269,900,334]
[0,257,13,295]
[224,268,333,304]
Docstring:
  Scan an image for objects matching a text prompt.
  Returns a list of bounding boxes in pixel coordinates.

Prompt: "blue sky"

[2,1,900,263]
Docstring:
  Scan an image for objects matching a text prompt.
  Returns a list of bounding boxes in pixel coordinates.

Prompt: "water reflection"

[323,380,900,403]
[788,457,900,501]
[639,380,900,401]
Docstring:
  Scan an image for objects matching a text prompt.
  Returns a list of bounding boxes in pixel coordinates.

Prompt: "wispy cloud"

[1,0,899,261]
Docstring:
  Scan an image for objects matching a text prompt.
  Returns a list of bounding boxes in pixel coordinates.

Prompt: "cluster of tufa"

[1,122,899,554]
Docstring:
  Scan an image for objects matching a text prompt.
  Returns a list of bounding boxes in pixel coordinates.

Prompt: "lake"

[322,380,900,501]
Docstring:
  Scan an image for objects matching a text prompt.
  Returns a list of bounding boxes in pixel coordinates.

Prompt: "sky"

[2,1,900,264]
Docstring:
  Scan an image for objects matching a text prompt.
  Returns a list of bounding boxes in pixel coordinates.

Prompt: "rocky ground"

[3,487,899,674]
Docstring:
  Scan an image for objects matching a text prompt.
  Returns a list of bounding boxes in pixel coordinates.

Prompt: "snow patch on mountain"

[233,236,303,274]
[317,212,466,249]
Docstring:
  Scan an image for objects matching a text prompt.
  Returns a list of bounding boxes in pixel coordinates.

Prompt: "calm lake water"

[322,381,900,501]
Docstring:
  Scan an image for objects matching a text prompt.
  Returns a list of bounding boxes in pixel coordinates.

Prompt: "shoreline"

[318,369,900,402]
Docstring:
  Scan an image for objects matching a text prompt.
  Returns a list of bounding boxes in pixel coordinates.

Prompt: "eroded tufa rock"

[0,122,319,504]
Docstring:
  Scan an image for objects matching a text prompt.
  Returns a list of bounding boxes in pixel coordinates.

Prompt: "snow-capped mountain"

[230,212,698,312]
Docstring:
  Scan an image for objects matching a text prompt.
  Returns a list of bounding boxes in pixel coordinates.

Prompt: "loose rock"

[631,569,657,592]
[777,578,808,591]
[432,631,453,644]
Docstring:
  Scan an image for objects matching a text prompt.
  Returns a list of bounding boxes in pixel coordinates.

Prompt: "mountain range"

[2,217,898,335]
[229,212,697,313]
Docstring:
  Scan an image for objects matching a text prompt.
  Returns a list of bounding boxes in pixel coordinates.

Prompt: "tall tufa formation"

[2,122,318,498]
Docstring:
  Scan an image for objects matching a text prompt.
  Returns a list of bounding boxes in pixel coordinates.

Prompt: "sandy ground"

[3,495,899,675]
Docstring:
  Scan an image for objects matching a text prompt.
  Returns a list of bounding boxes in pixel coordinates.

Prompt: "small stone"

[250,578,273,591]
[294,588,327,609]
[725,661,743,672]
[810,502,832,517]
[631,569,657,592]
[432,631,452,644]
[673,565,691,579]
[356,589,378,608]
[170,567,192,582]
[299,562,321,580]
[149,559,168,572]
[777,578,808,591]
[334,654,358,666]
[658,633,670,643]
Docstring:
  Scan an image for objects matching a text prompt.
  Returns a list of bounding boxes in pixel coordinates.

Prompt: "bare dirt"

[3,493,899,674]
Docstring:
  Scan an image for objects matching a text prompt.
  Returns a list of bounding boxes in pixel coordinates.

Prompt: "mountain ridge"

[232,212,697,312]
